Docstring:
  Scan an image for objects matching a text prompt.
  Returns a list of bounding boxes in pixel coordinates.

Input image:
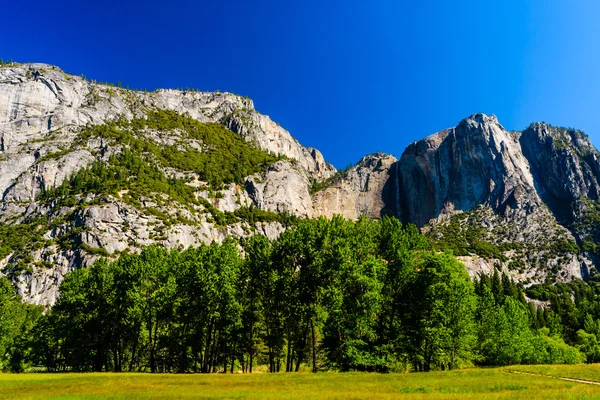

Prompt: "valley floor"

[3,366,600,399]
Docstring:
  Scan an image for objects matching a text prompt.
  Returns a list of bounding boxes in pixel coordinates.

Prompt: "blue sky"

[2,1,599,168]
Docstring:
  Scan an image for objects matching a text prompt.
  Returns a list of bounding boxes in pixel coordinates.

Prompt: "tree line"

[2,216,600,372]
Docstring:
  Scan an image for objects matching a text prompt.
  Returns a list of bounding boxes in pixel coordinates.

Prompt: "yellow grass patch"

[1,367,599,399]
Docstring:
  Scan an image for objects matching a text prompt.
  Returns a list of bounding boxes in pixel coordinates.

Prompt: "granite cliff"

[0,62,338,305]
[1,62,600,305]
[397,114,597,284]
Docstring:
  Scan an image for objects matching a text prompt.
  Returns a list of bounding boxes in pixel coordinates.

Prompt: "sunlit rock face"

[313,153,398,220]
[397,114,537,227]
[0,63,335,306]
[2,63,600,305]
[396,113,600,285]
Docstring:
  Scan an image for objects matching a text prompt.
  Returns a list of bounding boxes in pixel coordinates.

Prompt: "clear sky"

[2,1,600,168]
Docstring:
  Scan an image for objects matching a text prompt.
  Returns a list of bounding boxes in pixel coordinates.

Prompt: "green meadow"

[509,364,600,383]
[2,367,600,400]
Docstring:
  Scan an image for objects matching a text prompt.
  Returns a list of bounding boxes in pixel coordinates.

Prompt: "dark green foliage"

[74,110,280,190]
[36,148,72,163]
[234,205,299,226]
[525,280,593,303]
[428,208,581,270]
[198,197,236,226]
[40,148,199,208]
[37,111,283,230]
[575,198,600,230]
[2,110,290,276]
[523,279,600,346]
[427,212,507,260]
[24,216,465,373]
[49,109,280,202]
[13,215,584,373]
[0,214,101,277]
[475,275,584,366]
[308,164,350,194]
[0,59,18,67]
[548,239,580,257]
[79,244,110,257]
[404,253,477,371]
[0,277,43,371]
[573,198,600,264]
[0,219,48,261]
[308,161,359,194]
[0,217,63,278]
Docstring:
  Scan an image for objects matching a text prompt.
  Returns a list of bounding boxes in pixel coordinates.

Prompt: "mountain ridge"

[1,62,599,305]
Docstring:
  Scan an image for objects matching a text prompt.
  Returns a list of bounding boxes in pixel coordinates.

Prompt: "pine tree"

[491,269,503,304]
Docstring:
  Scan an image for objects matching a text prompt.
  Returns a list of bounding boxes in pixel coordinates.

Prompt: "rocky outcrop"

[398,114,595,284]
[246,161,315,218]
[520,123,600,220]
[0,63,334,202]
[4,150,95,203]
[0,63,337,305]
[223,109,336,179]
[398,114,538,227]
[312,153,397,220]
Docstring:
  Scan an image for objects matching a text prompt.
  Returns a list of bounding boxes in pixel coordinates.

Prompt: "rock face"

[0,63,339,306]
[519,123,600,221]
[313,153,397,220]
[246,161,315,218]
[398,113,598,284]
[398,114,537,227]
[0,63,336,203]
[3,63,600,306]
[223,109,334,179]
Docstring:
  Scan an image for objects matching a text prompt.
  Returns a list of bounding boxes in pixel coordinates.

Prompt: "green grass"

[1,368,600,399]
[509,364,600,383]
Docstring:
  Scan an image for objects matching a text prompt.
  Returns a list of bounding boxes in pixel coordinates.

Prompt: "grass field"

[2,367,600,399]
[508,364,600,384]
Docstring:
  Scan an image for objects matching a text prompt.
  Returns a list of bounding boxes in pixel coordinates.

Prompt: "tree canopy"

[2,216,591,372]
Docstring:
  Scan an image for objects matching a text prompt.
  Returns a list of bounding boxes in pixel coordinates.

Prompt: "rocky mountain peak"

[398,113,536,228]
[456,113,502,132]
[353,152,396,170]
[398,114,600,284]
[520,122,600,221]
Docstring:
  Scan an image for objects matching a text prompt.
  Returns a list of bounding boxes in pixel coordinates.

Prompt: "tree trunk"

[277,356,281,372]
[113,346,119,372]
[311,318,317,372]
[286,330,292,372]
[203,320,214,373]
[148,317,156,373]
[193,347,199,373]
[295,320,309,372]
[230,342,236,374]
[179,321,189,372]
[129,332,139,372]
[250,349,254,373]
[209,330,220,373]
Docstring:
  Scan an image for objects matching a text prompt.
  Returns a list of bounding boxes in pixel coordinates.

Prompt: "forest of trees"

[2,216,600,373]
